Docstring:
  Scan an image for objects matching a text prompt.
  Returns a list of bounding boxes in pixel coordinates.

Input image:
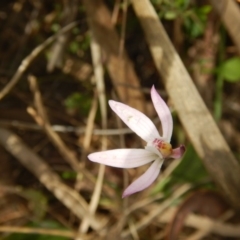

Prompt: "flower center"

[153,139,172,158]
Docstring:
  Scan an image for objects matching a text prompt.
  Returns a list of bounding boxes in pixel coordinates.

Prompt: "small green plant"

[64,92,92,116]
[218,57,240,82]
[151,0,212,39]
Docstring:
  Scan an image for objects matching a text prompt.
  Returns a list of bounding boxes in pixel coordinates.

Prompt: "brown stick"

[131,0,240,209]
[0,127,102,230]
[158,208,240,238]
[0,22,77,101]
[82,0,145,113]
[28,75,79,171]
[210,0,240,54]
[0,226,76,238]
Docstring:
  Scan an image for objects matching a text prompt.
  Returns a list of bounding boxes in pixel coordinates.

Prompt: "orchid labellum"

[88,85,185,197]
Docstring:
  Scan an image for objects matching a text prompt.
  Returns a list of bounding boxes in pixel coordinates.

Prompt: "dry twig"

[185,211,234,240]
[27,76,96,187]
[82,0,146,113]
[119,0,129,57]
[121,184,192,238]
[28,75,79,170]
[79,34,107,234]
[0,127,102,230]
[131,0,240,209]
[157,208,240,238]
[0,226,76,239]
[47,0,79,72]
[210,0,240,54]
[0,120,133,135]
[0,22,77,101]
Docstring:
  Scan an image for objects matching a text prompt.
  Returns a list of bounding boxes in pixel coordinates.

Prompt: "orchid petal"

[88,149,156,168]
[145,145,163,159]
[151,85,173,142]
[170,145,185,159]
[122,159,163,198]
[109,100,161,143]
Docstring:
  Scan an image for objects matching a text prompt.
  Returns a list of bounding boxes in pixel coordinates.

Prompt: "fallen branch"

[121,184,191,238]
[82,0,146,113]
[0,226,76,239]
[131,0,240,209]
[28,75,80,172]
[79,34,106,234]
[158,208,240,238]
[0,22,77,101]
[210,0,240,54]
[0,120,133,135]
[0,127,102,230]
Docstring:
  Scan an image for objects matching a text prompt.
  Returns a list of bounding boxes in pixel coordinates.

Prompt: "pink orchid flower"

[88,85,185,198]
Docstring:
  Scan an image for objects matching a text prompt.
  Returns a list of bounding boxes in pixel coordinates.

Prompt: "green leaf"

[51,23,60,33]
[21,189,48,220]
[172,145,208,183]
[64,92,92,114]
[150,145,209,196]
[219,57,240,82]
[164,11,177,20]
[151,176,172,195]
[198,5,212,15]
[61,171,77,180]
[69,41,80,54]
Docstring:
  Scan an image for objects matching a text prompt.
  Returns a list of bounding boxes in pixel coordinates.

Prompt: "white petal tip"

[151,85,156,92]
[87,153,96,162]
[122,190,134,198]
[121,160,162,198]
[108,100,115,106]
[122,193,127,198]
[151,85,159,97]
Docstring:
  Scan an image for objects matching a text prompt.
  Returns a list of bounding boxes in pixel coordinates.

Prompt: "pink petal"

[109,100,161,143]
[145,145,163,158]
[88,149,156,168]
[170,145,185,159]
[122,159,163,198]
[151,85,173,142]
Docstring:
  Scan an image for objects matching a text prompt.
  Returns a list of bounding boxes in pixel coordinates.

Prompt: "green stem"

[214,26,226,121]
[214,74,224,120]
